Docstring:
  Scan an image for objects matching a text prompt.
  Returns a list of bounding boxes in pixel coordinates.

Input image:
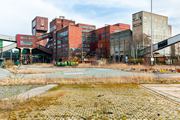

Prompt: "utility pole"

[150,0,154,65]
[0,39,3,58]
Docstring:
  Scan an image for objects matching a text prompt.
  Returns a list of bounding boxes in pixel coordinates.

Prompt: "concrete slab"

[0,68,11,80]
[142,84,180,103]
[3,84,58,100]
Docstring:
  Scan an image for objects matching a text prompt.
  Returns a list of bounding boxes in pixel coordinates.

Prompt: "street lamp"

[150,0,154,65]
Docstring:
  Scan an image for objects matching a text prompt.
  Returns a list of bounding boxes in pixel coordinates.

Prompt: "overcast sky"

[0,0,180,36]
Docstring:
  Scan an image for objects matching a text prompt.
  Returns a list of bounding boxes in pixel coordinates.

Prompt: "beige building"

[132,11,172,57]
[110,30,132,62]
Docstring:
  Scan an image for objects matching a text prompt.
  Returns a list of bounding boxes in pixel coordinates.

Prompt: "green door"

[0,39,3,48]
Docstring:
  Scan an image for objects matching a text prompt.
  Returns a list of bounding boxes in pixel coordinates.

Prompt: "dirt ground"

[1,84,179,119]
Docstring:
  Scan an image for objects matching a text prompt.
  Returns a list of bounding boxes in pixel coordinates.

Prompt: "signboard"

[158,40,168,49]
[0,39,3,48]
[20,41,33,46]
[16,34,36,48]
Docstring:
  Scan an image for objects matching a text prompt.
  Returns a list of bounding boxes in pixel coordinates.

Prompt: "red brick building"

[31,16,131,62]
[76,24,96,58]
[49,16,76,61]
[56,25,82,60]
[92,23,130,58]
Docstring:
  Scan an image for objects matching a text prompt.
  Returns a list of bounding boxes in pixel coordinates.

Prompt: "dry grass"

[78,63,180,73]
[14,69,54,74]
[7,67,55,74]
[30,63,54,67]
[4,60,14,68]
[0,88,64,119]
[0,75,179,86]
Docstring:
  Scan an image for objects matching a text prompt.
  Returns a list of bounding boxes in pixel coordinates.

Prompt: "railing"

[0,34,16,42]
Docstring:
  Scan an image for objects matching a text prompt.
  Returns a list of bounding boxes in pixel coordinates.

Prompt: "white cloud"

[0,0,180,37]
[0,0,63,35]
[44,0,180,35]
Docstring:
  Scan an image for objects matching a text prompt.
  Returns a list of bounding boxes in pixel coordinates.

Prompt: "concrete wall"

[133,11,172,57]
[110,30,132,62]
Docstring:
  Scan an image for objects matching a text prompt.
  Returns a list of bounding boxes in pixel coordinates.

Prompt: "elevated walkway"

[0,34,16,42]
[1,43,17,53]
[0,34,17,53]
[138,34,180,57]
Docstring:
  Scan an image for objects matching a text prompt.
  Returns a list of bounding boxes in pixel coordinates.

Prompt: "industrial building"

[49,16,76,61]
[56,25,82,61]
[76,24,96,59]
[110,30,133,62]
[90,24,130,59]
[132,11,172,58]
[172,42,180,62]
[0,11,179,65]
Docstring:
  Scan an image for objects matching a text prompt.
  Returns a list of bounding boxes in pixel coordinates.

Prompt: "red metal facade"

[50,17,75,32]
[16,34,36,48]
[32,16,48,33]
[32,16,49,46]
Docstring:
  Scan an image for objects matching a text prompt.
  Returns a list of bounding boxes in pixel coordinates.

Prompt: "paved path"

[2,84,57,100]
[0,68,11,80]
[20,68,180,79]
[16,84,57,100]
[142,84,180,103]
[20,68,155,79]
[0,67,180,80]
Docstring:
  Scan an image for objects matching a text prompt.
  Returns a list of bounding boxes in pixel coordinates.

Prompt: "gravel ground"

[7,84,180,119]
[0,85,41,99]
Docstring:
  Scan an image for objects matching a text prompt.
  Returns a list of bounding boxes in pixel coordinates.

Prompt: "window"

[50,26,56,32]
[57,40,61,44]
[32,20,36,28]
[57,31,68,38]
